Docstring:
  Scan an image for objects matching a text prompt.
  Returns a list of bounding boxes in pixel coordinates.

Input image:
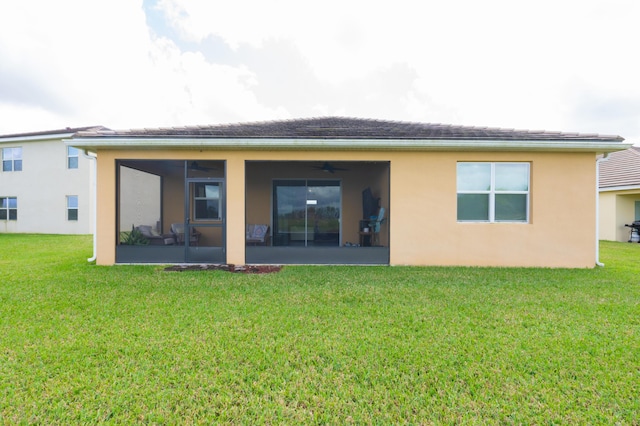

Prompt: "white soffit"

[67,137,632,153]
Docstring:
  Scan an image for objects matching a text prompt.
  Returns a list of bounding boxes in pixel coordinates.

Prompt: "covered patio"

[245,160,390,265]
[116,159,226,264]
[115,158,390,265]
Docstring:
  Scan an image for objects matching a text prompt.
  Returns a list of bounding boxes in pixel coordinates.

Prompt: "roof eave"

[1,126,106,143]
[599,184,640,192]
[66,137,631,153]
[2,132,79,144]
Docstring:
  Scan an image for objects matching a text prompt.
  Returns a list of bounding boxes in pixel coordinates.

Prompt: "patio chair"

[171,223,201,246]
[368,207,385,246]
[135,225,175,245]
[246,224,270,246]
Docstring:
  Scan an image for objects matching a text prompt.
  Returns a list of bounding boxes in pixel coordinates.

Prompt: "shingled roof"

[75,117,623,142]
[599,146,640,189]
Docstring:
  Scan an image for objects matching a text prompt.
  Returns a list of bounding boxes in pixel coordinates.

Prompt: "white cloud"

[0,0,639,143]
[0,0,286,133]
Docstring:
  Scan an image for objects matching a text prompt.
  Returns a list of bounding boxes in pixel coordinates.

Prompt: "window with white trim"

[2,147,22,172]
[67,195,78,221]
[193,182,220,220]
[457,162,530,222]
[67,146,79,169]
[0,197,17,220]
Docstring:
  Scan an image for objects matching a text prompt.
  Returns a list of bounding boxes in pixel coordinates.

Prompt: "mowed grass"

[0,235,638,424]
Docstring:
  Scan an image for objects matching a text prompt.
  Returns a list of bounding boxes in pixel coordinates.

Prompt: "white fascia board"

[67,137,632,153]
[599,185,640,192]
[1,132,76,144]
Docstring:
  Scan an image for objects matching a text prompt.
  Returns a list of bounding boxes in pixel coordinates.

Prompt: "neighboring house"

[68,117,628,267]
[598,146,640,242]
[0,127,103,234]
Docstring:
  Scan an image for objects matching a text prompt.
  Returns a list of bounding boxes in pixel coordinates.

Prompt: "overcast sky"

[1,0,638,142]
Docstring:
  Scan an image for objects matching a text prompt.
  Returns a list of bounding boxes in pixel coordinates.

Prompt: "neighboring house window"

[67,196,78,221]
[0,197,17,220]
[2,147,22,172]
[67,146,79,169]
[457,162,529,222]
[193,182,220,220]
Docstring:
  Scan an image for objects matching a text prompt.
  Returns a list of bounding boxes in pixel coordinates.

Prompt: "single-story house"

[599,147,640,242]
[68,117,629,267]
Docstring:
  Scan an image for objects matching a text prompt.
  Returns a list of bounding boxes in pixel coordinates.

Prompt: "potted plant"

[120,225,149,245]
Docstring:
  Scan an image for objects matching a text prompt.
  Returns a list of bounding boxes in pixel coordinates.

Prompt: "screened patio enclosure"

[115,159,389,264]
[116,159,226,264]
[245,161,390,265]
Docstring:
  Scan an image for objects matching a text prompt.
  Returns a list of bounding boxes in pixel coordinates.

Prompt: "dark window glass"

[193,183,220,220]
[495,194,527,221]
[67,196,78,221]
[457,194,489,221]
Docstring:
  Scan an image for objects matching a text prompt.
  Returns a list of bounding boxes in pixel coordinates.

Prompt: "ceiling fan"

[313,162,348,173]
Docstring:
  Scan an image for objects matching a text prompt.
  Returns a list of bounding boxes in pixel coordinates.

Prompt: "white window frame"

[457,162,530,223]
[67,146,79,169]
[0,196,18,220]
[2,147,22,172]
[67,195,78,221]
[192,182,221,221]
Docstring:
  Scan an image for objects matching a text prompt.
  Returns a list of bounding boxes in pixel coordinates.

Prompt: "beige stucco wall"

[0,138,93,234]
[94,149,598,267]
[598,189,640,242]
[598,191,618,241]
[391,151,595,267]
[161,173,185,233]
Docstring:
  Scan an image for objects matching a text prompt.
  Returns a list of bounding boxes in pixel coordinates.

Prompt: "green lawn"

[1,235,638,424]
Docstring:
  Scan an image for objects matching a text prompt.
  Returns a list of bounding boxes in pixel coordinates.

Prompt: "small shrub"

[119,225,149,245]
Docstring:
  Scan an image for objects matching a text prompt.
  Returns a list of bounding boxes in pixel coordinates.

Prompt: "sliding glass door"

[273,180,340,246]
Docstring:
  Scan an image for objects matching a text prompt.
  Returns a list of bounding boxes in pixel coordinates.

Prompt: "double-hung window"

[67,196,78,221]
[193,182,220,220]
[67,146,79,169]
[457,162,530,222]
[2,147,22,172]
[0,197,17,220]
